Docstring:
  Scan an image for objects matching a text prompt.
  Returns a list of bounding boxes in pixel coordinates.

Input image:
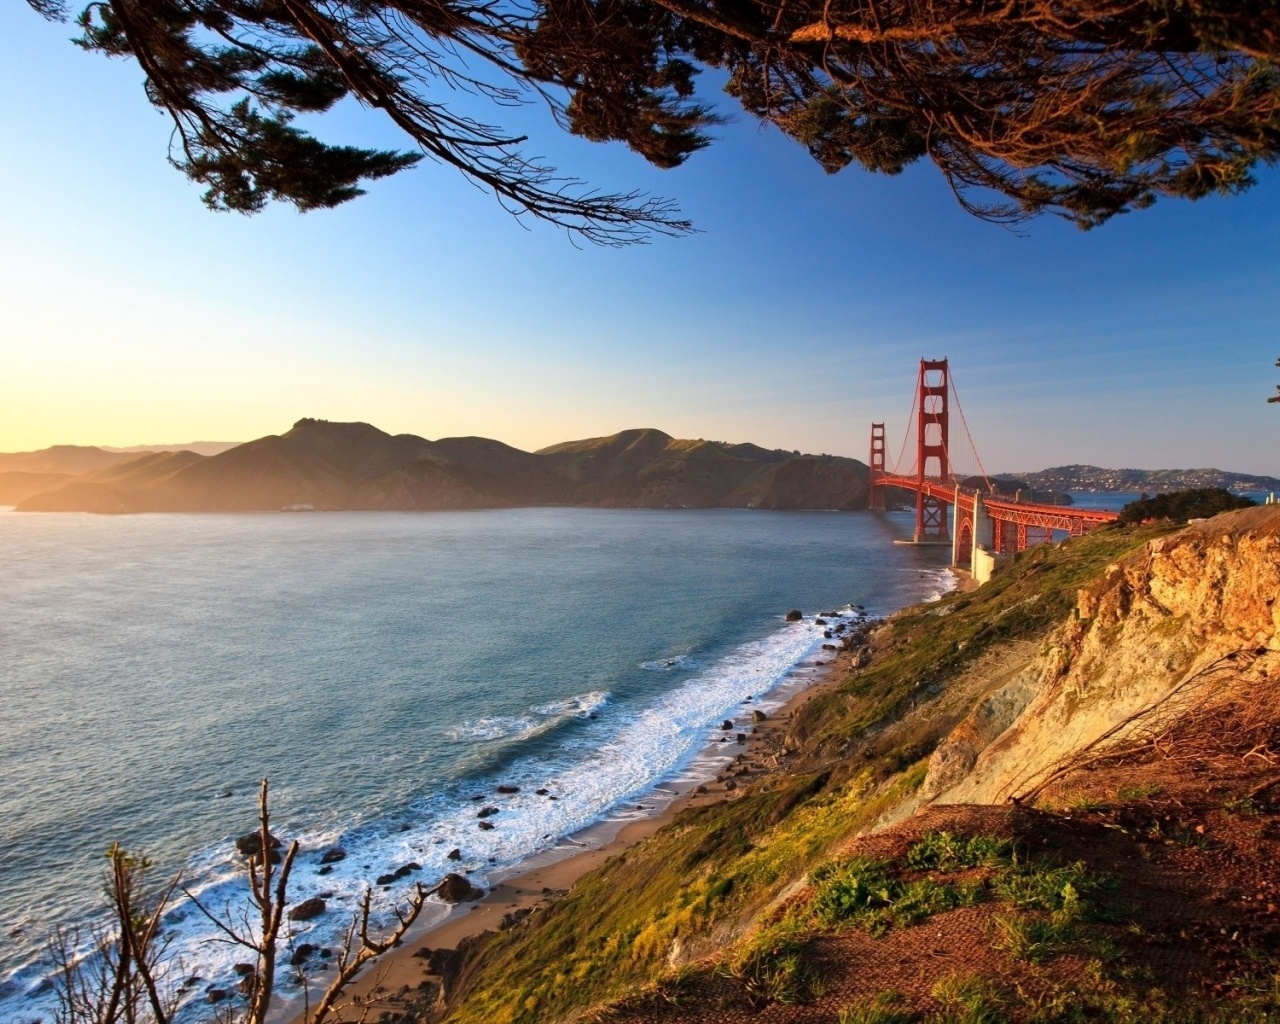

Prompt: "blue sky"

[2,3,1279,475]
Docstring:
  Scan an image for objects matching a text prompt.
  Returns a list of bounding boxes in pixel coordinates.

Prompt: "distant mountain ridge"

[101,441,243,456]
[1001,464,1280,494]
[3,420,870,513]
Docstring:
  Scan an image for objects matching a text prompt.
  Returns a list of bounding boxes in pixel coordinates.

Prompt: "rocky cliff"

[925,505,1280,806]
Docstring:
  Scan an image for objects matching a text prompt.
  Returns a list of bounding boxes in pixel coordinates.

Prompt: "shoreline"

[281,626,872,1024]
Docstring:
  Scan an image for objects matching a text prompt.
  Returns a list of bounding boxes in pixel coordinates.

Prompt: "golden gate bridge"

[869,359,1118,582]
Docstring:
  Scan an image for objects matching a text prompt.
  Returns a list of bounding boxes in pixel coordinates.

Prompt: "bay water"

[0,506,951,1019]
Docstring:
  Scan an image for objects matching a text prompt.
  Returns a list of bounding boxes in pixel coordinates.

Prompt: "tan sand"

[283,632,872,1023]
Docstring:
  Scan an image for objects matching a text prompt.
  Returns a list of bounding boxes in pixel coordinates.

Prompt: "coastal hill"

[426,504,1280,1024]
[1002,463,1280,493]
[6,419,870,512]
[0,442,239,505]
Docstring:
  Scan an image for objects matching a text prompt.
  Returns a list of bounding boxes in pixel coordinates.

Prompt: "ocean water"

[0,507,951,1020]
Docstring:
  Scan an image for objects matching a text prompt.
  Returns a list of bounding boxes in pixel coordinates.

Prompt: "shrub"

[1118,489,1255,526]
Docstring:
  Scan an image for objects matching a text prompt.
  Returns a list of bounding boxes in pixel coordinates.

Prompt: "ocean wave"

[446,690,609,742]
[1,613,856,1022]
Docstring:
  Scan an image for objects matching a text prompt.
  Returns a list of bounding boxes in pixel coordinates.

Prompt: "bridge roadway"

[874,472,1119,532]
[873,471,1120,580]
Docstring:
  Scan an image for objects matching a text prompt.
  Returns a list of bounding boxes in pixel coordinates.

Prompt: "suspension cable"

[889,375,918,477]
[947,367,994,493]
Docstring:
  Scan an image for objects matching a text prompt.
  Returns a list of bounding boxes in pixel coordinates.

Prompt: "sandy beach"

[285,629,871,1024]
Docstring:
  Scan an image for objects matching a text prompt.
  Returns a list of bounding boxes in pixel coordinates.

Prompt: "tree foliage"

[26,0,1280,238]
[1271,358,1280,404]
[1118,487,1257,525]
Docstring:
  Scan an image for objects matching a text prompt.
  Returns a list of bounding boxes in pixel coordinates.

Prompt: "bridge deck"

[874,472,1119,530]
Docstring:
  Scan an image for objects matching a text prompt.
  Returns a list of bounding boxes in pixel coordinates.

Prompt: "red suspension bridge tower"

[914,359,950,544]
[868,422,887,512]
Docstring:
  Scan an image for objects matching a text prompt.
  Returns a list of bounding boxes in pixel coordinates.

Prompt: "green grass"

[811,832,1112,968]
[718,930,819,1008]
[903,831,1012,872]
[992,912,1077,963]
[839,990,916,1024]
[930,974,1009,1024]
[809,855,988,935]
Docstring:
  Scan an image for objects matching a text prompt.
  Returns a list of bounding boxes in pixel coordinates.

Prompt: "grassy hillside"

[439,522,1180,1024]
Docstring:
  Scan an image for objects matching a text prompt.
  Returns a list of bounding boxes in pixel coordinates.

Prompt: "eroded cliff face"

[924,505,1280,806]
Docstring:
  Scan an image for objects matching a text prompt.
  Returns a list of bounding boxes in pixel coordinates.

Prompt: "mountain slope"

[13,420,869,513]
[0,471,75,505]
[0,445,133,477]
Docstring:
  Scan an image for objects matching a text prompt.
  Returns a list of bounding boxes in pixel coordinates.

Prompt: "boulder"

[736,733,747,743]
[784,609,803,622]
[376,873,397,886]
[720,720,733,730]
[235,832,281,858]
[437,873,483,904]
[447,848,462,861]
[289,944,316,967]
[500,907,532,930]
[535,788,550,796]
[751,710,767,722]
[477,806,500,819]
[319,848,346,865]
[496,784,520,794]
[815,618,827,626]
[478,820,495,831]
[724,779,737,791]
[289,897,326,921]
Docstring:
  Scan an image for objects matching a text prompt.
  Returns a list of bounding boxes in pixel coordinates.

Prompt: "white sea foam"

[2,611,860,1023]
[447,691,610,742]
